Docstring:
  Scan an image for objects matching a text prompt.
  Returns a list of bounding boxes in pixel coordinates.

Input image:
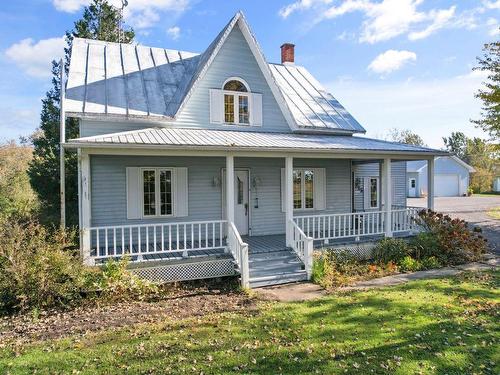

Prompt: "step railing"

[227,222,249,288]
[88,220,227,264]
[290,220,313,279]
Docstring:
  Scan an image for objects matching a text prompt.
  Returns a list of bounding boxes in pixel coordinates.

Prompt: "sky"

[0,0,498,148]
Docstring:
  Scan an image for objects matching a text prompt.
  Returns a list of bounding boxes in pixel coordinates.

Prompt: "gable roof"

[407,155,475,173]
[64,11,365,134]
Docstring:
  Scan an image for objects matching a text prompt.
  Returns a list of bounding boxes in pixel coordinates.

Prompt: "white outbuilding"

[407,156,475,197]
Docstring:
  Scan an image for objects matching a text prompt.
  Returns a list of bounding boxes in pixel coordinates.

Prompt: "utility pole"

[59,59,66,228]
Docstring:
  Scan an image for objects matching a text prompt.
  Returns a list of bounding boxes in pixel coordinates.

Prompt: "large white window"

[141,168,173,217]
[223,79,250,125]
[293,169,314,210]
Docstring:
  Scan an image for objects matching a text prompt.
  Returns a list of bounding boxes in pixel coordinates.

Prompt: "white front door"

[234,170,249,235]
[408,178,417,197]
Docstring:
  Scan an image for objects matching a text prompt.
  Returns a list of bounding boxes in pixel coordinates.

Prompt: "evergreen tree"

[28,0,134,227]
[472,40,500,143]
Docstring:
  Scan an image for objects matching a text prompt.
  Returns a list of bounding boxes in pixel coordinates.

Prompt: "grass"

[473,192,500,197]
[1,271,499,375]
[487,206,500,219]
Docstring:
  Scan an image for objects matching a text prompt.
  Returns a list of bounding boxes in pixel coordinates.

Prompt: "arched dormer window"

[223,78,250,124]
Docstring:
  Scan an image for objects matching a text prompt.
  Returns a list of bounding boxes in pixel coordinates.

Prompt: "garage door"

[434,174,459,196]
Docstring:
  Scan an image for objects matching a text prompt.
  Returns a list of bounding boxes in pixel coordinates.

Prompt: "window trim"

[140,167,175,219]
[293,168,315,211]
[222,77,252,126]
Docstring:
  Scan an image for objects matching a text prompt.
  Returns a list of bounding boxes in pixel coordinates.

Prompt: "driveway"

[408,196,500,254]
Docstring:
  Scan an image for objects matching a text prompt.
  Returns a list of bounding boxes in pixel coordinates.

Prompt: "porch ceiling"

[65,127,447,157]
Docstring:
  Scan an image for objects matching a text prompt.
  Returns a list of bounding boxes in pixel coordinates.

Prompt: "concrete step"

[249,271,308,288]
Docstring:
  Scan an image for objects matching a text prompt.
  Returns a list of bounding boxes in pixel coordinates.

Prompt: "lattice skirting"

[131,258,237,283]
[316,242,377,260]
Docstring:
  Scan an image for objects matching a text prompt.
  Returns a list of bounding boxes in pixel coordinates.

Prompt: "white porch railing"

[227,222,249,288]
[391,207,421,233]
[294,207,422,241]
[290,220,313,279]
[88,220,227,263]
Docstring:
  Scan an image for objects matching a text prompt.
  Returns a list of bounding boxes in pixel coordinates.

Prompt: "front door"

[408,178,417,197]
[234,170,249,235]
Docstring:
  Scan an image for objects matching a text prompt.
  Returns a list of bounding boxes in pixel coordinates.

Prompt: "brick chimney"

[281,43,295,65]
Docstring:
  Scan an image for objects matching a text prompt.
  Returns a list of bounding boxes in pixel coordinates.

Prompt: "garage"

[434,174,459,196]
[406,156,475,198]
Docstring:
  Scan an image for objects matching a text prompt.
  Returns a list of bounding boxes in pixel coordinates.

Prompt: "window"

[293,169,314,210]
[369,178,378,209]
[410,179,416,188]
[142,168,173,217]
[223,79,250,125]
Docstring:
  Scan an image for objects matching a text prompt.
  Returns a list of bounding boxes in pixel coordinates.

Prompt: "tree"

[386,128,426,146]
[28,0,134,227]
[0,141,38,220]
[472,40,500,143]
[443,132,468,161]
[466,137,496,193]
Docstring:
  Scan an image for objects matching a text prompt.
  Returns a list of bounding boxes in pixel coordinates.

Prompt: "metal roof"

[64,12,366,134]
[65,127,445,155]
[407,156,475,172]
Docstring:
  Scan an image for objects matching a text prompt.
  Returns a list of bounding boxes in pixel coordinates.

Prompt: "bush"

[398,256,422,272]
[313,250,366,289]
[409,232,442,261]
[421,256,441,270]
[417,210,488,264]
[372,238,411,264]
[95,257,159,301]
[0,218,90,313]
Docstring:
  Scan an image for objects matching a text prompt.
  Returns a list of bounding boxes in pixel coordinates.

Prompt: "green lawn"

[1,271,499,375]
[487,207,500,219]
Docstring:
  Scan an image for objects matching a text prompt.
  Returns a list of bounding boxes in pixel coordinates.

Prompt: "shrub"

[95,257,159,301]
[372,238,410,264]
[417,210,488,264]
[313,250,365,289]
[398,256,422,273]
[421,256,441,270]
[0,218,90,313]
[409,232,442,261]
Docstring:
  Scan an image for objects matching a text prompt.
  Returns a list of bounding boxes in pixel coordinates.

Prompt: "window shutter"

[174,167,189,217]
[314,168,326,211]
[281,168,286,213]
[126,167,141,219]
[251,93,262,126]
[209,89,223,124]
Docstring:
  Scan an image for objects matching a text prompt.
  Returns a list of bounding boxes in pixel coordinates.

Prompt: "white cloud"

[484,0,500,10]
[329,72,487,148]
[487,17,500,36]
[167,26,181,40]
[408,6,456,41]
[52,0,87,13]
[52,0,190,29]
[280,0,481,43]
[4,37,65,78]
[368,50,417,74]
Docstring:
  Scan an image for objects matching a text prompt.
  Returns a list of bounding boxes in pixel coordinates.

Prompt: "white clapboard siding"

[209,89,223,124]
[126,167,141,219]
[174,167,189,217]
[251,93,262,126]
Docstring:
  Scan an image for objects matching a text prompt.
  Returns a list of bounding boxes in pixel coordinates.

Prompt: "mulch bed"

[0,278,256,346]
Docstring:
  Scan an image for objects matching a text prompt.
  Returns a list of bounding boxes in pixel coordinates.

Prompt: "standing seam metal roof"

[66,127,446,155]
[65,12,366,134]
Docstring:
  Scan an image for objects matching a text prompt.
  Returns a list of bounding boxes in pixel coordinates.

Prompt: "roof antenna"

[118,0,128,44]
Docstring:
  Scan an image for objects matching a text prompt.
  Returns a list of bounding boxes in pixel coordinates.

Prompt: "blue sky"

[0,0,498,147]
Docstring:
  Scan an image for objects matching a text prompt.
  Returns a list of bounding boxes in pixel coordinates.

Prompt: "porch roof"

[65,127,447,156]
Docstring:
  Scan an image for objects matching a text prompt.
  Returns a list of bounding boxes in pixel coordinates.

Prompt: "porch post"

[226,155,235,224]
[80,151,93,265]
[427,157,435,210]
[382,158,393,237]
[285,156,294,247]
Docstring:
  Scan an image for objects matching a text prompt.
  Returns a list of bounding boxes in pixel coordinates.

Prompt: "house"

[62,12,446,288]
[407,156,475,198]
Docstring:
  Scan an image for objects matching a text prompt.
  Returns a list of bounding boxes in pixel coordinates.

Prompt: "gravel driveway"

[408,196,500,254]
